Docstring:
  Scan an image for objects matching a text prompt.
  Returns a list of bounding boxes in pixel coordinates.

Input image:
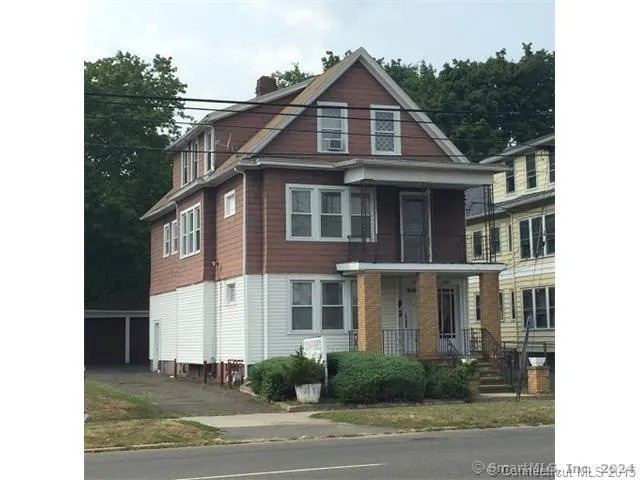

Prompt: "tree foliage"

[271,62,313,89]
[272,45,554,160]
[84,51,188,303]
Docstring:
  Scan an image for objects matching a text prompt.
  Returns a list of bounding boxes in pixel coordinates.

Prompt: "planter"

[529,357,546,367]
[295,383,322,403]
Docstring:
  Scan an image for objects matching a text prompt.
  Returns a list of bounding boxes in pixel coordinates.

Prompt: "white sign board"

[303,336,328,389]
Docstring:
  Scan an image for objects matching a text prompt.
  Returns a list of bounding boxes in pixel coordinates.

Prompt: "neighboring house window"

[351,280,358,330]
[181,151,189,186]
[171,220,178,255]
[180,203,201,258]
[321,281,344,329]
[226,283,236,304]
[317,102,348,153]
[205,128,215,173]
[190,140,199,181]
[548,147,555,183]
[519,213,554,259]
[526,154,537,189]
[224,190,236,218]
[162,223,170,257]
[291,281,313,330]
[371,106,400,155]
[511,290,516,319]
[475,294,481,321]
[499,292,504,322]
[473,231,483,259]
[490,226,500,255]
[508,223,513,252]
[320,191,342,238]
[505,159,515,193]
[286,184,374,241]
[522,287,555,329]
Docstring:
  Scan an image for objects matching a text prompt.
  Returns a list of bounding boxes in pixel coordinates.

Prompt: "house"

[466,133,555,367]
[141,47,507,378]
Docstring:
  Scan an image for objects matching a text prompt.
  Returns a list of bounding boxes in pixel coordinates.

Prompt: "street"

[85,426,554,479]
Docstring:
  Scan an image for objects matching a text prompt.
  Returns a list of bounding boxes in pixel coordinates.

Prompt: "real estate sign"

[303,336,328,389]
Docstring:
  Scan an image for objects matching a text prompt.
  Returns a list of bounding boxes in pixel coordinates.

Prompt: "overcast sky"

[86,0,554,119]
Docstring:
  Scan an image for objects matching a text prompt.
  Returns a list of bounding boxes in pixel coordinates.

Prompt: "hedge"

[248,356,295,401]
[423,361,477,400]
[328,351,426,403]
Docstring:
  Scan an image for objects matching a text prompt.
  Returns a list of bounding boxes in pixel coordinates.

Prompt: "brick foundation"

[527,366,551,394]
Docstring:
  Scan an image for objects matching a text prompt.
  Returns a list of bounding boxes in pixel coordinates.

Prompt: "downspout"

[235,167,250,375]
[171,200,179,375]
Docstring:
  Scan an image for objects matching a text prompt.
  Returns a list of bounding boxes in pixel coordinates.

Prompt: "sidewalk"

[184,411,397,441]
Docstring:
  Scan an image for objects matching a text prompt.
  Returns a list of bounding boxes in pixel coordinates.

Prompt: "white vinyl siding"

[180,203,201,258]
[150,290,177,361]
[370,105,401,155]
[317,102,348,153]
[216,275,245,362]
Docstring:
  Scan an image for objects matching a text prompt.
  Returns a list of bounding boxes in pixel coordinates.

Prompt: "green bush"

[248,357,295,401]
[284,346,325,386]
[423,359,477,400]
[328,351,426,404]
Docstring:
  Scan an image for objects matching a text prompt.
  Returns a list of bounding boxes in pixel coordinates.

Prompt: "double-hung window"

[171,220,178,255]
[351,280,358,330]
[162,223,171,257]
[190,140,199,181]
[472,231,483,259]
[522,286,555,329]
[548,147,555,184]
[322,281,344,329]
[505,159,515,193]
[519,213,554,259]
[224,190,236,218]
[371,105,400,155]
[490,226,500,255]
[290,189,313,238]
[205,128,215,173]
[290,280,347,332]
[320,191,342,238]
[317,102,348,153]
[526,154,537,189]
[181,151,189,186]
[350,192,371,239]
[179,204,201,258]
[291,281,313,330]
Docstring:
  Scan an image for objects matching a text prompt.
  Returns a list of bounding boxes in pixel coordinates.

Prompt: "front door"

[438,287,460,353]
[398,277,418,355]
[401,195,429,262]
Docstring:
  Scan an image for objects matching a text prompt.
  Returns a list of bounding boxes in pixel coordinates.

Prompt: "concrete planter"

[295,383,322,403]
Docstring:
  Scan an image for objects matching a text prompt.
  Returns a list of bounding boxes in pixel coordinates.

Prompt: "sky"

[85,0,554,116]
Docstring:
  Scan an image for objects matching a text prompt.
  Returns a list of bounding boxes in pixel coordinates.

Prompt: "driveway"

[86,365,280,416]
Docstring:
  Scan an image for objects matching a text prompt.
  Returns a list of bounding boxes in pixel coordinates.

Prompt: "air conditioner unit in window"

[323,138,343,151]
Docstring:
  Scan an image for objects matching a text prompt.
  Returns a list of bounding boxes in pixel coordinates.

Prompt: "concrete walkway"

[184,411,397,441]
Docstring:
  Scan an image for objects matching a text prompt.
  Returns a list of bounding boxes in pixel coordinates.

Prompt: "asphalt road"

[85,426,554,480]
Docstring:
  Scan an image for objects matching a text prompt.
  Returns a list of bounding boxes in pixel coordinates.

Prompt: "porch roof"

[336,262,506,276]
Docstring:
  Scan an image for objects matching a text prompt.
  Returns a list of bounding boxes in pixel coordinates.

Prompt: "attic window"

[371,106,401,155]
[317,102,348,153]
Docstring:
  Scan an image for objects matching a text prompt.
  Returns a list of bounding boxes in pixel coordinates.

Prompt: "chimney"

[255,75,277,96]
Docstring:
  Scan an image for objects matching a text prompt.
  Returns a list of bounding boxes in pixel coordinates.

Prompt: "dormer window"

[190,140,199,181]
[371,105,401,155]
[180,151,189,187]
[317,102,348,153]
[205,128,215,173]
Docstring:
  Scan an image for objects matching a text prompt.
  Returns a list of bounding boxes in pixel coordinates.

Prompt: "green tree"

[271,62,313,89]
[84,51,188,303]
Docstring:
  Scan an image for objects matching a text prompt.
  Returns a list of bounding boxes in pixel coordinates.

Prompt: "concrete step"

[478,384,514,394]
[479,375,506,384]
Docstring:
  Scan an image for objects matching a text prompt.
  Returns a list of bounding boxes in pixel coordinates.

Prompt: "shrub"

[328,351,426,404]
[248,357,295,401]
[284,346,325,386]
[423,359,478,400]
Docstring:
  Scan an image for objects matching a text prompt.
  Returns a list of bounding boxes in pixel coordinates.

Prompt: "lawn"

[311,400,554,431]
[85,380,221,450]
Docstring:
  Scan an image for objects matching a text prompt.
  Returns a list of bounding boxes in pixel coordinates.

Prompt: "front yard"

[84,380,222,450]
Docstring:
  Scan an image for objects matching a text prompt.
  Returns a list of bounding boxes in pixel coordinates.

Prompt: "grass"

[85,380,221,450]
[311,400,554,431]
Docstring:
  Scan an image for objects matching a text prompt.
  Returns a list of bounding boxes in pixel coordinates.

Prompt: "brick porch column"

[479,272,501,356]
[357,272,382,352]
[416,272,438,358]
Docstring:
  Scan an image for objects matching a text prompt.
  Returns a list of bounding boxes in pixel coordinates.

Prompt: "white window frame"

[287,276,352,334]
[179,203,201,259]
[226,282,236,305]
[205,128,215,173]
[321,280,345,330]
[525,153,537,189]
[519,212,555,259]
[180,151,189,186]
[290,280,314,332]
[505,159,515,194]
[224,190,236,218]
[472,230,483,259]
[317,101,348,153]
[370,105,401,155]
[162,223,171,258]
[171,220,178,255]
[285,184,376,242]
[190,140,199,182]
[522,286,555,330]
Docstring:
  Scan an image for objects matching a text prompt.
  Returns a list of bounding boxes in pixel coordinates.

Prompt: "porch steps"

[475,361,514,394]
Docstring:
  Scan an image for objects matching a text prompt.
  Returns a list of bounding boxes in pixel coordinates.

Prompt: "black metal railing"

[348,330,358,351]
[438,336,462,365]
[382,329,419,356]
[347,233,467,264]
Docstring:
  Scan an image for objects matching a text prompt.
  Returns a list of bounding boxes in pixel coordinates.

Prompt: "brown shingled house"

[141,47,506,377]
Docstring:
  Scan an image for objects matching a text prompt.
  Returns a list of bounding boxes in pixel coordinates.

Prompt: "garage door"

[84,317,125,364]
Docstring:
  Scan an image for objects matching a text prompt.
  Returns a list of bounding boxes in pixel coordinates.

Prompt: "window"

[519,213,554,259]
[522,287,555,329]
[508,223,513,252]
[499,292,504,321]
[163,223,171,257]
[322,281,344,329]
[317,102,348,153]
[475,294,481,321]
[505,159,515,193]
[320,191,342,238]
[291,281,313,330]
[181,151,189,186]
[224,190,236,218]
[526,154,537,189]
[226,283,236,304]
[351,280,358,330]
[205,128,215,173]
[179,204,201,258]
[190,141,199,181]
[371,106,400,155]
[490,226,500,255]
[473,231,483,259]
[548,147,555,183]
[171,220,178,255]
[286,184,374,241]
[511,290,516,319]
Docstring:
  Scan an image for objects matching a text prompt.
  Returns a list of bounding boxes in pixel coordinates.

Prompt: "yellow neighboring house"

[466,133,555,366]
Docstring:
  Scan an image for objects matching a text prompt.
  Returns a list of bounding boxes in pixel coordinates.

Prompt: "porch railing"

[382,328,419,356]
[438,336,462,366]
[348,329,358,351]
[347,233,467,264]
